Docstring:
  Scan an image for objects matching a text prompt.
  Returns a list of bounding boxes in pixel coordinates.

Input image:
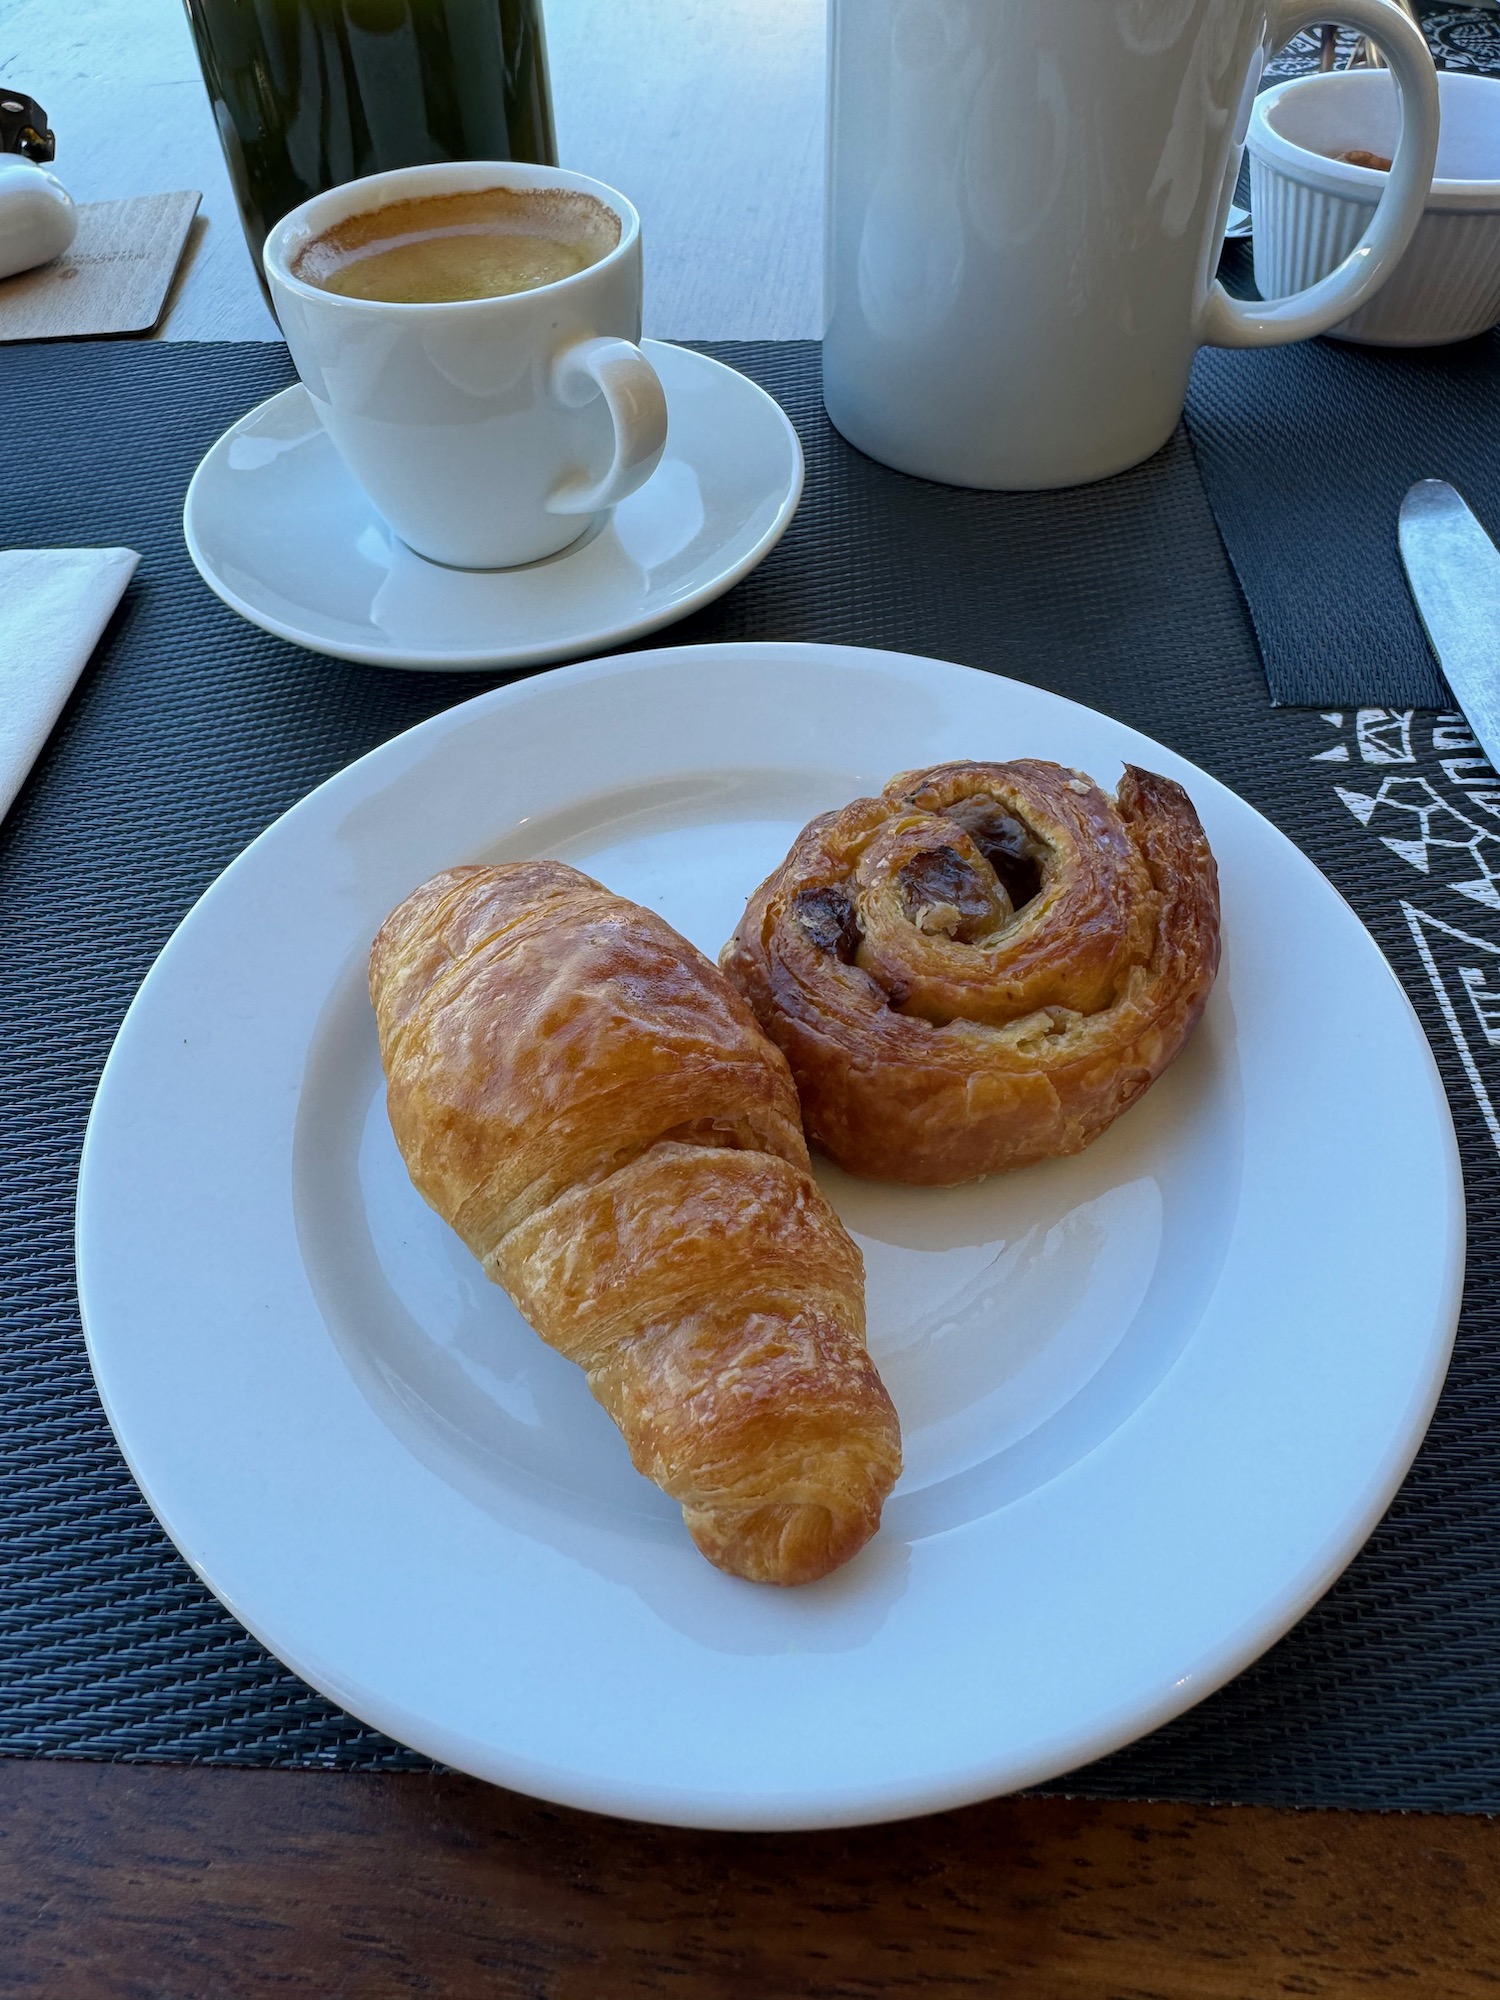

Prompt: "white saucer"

[183,341,804,672]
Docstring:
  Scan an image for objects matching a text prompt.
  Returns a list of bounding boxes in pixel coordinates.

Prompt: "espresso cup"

[264,162,668,570]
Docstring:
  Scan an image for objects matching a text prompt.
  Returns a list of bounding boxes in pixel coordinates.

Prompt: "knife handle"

[1197,0,1439,350]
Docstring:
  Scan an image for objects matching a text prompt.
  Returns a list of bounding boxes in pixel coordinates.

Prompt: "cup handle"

[1196,0,1439,349]
[547,336,669,515]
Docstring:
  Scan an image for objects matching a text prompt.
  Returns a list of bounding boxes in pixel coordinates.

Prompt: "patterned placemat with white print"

[1320,704,1500,1125]
[1271,3,1500,79]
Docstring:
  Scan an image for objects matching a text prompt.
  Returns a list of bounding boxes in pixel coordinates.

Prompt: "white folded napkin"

[0,546,139,825]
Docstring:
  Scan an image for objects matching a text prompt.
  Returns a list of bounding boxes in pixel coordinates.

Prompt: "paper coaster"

[0,189,200,341]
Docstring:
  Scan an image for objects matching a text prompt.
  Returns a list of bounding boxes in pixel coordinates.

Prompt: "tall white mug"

[823,0,1440,489]
[265,162,668,569]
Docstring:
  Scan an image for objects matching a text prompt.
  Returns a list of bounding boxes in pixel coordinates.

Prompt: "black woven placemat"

[1186,331,1500,710]
[5,337,1500,1810]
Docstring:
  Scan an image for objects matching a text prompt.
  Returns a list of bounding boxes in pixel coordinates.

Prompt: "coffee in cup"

[264,163,667,570]
[291,186,622,305]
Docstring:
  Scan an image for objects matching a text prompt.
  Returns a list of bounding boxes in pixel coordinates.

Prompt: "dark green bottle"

[185,0,557,292]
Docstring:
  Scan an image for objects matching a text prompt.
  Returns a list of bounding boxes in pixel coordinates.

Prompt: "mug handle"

[547,336,669,515]
[1196,0,1439,349]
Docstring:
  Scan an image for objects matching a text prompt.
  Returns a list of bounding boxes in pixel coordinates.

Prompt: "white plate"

[76,643,1463,1830]
[182,343,803,670]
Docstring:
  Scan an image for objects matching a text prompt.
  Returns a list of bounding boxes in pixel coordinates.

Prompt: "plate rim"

[181,342,805,671]
[74,640,1466,1828]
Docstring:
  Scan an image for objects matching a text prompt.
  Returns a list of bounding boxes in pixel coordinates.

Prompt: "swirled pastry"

[721,760,1220,1185]
[369,860,901,1586]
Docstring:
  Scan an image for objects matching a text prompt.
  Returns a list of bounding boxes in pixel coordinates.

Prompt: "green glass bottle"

[185,0,557,293]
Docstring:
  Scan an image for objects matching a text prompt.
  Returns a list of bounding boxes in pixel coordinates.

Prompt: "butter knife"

[1399,480,1500,771]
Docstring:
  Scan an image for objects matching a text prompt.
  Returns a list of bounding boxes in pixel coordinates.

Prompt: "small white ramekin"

[1247,68,1500,346]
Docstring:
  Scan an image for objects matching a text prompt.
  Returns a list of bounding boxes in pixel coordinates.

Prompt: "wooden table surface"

[2,1764,1498,1998]
[2,2,1498,1991]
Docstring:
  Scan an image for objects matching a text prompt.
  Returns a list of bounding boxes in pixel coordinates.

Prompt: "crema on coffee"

[292,186,621,304]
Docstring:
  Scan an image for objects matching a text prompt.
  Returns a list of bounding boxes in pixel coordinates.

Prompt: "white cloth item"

[0,546,139,825]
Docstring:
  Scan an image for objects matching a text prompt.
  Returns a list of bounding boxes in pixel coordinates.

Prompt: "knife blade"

[1399,480,1500,773]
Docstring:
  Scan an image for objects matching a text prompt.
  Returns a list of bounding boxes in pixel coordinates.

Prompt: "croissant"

[368,860,901,1586]
[721,760,1221,1185]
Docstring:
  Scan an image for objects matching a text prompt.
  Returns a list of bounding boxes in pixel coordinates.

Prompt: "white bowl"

[1247,69,1500,346]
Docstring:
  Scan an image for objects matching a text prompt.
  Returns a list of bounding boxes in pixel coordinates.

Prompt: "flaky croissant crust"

[721,760,1222,1185]
[369,860,901,1586]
